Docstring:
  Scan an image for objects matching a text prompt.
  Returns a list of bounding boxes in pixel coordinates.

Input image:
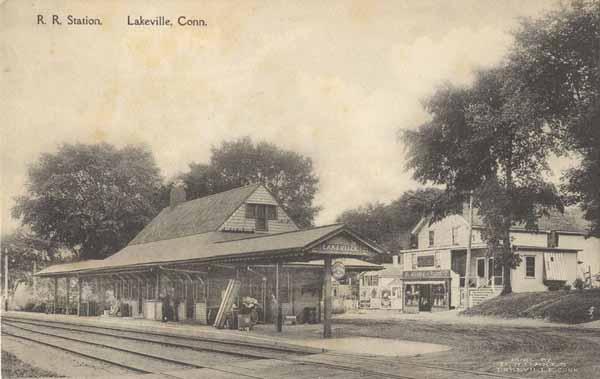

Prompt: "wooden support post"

[155,269,160,299]
[323,256,332,338]
[53,277,58,314]
[276,262,282,332]
[235,267,240,307]
[290,270,295,316]
[32,261,37,296]
[484,256,490,287]
[138,278,143,316]
[262,276,267,323]
[4,252,9,311]
[465,192,474,308]
[65,277,70,315]
[77,276,82,316]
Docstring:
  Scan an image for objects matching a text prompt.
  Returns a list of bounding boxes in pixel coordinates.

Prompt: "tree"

[180,137,321,227]
[12,143,164,260]
[508,0,600,235]
[403,68,562,294]
[337,188,443,252]
[0,227,60,295]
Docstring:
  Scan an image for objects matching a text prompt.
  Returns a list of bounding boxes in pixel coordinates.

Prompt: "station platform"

[1,310,449,358]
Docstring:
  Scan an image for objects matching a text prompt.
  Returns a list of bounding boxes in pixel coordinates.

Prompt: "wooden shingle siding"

[220,186,299,233]
[246,186,279,205]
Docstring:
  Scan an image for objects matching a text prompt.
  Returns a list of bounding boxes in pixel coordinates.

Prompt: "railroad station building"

[35,184,384,337]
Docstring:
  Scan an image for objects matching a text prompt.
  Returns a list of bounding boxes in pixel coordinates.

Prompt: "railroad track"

[1,316,524,379]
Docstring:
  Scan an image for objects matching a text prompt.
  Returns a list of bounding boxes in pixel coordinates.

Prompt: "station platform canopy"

[36,184,385,278]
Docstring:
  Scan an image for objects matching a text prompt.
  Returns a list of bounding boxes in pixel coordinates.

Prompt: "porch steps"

[469,287,502,307]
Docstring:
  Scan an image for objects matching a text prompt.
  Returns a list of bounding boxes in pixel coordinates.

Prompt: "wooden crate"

[194,302,207,324]
[144,300,162,321]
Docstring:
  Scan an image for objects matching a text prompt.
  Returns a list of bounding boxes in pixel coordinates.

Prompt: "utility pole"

[465,193,474,308]
[323,256,332,338]
[4,250,8,311]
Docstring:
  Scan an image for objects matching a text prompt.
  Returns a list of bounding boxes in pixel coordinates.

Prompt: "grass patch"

[461,288,600,323]
[1,350,61,378]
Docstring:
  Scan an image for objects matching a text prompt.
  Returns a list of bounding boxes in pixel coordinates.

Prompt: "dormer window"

[245,203,277,231]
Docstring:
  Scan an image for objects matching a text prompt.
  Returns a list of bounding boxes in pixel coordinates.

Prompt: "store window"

[525,256,536,277]
[405,284,418,306]
[431,284,446,307]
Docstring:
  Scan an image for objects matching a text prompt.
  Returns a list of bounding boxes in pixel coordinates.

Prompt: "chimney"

[169,181,186,208]
[392,255,399,266]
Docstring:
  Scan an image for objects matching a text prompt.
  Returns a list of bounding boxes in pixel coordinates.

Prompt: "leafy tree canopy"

[179,137,321,228]
[336,188,443,253]
[12,143,164,260]
[0,227,72,293]
[403,68,563,293]
[508,0,600,235]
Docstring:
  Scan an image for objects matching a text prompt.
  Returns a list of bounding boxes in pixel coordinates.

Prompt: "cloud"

[1,0,561,233]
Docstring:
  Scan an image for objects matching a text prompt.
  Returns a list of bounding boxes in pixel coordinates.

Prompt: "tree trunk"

[502,223,513,295]
[502,155,514,296]
[501,256,512,295]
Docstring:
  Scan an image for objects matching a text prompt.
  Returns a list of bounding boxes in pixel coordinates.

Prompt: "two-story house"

[396,207,599,311]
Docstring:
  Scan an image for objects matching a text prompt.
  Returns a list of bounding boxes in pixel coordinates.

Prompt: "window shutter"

[435,251,440,268]
[411,254,417,269]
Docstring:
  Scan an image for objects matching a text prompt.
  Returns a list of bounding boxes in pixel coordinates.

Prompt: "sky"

[1,0,565,234]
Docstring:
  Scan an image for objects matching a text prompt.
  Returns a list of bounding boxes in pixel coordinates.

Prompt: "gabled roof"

[471,207,589,234]
[376,264,404,277]
[129,184,261,245]
[412,207,589,235]
[36,224,385,277]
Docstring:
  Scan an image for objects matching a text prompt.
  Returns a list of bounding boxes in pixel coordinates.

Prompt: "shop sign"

[331,261,346,280]
[401,269,451,280]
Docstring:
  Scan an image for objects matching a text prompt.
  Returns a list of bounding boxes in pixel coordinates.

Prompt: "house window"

[547,231,559,248]
[245,203,277,231]
[411,253,417,269]
[451,226,460,245]
[410,234,418,249]
[428,231,435,247]
[417,255,435,267]
[525,256,535,278]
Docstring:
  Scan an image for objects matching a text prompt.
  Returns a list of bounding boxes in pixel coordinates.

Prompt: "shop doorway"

[418,284,432,312]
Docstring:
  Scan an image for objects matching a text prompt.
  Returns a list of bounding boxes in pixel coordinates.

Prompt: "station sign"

[312,235,370,256]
